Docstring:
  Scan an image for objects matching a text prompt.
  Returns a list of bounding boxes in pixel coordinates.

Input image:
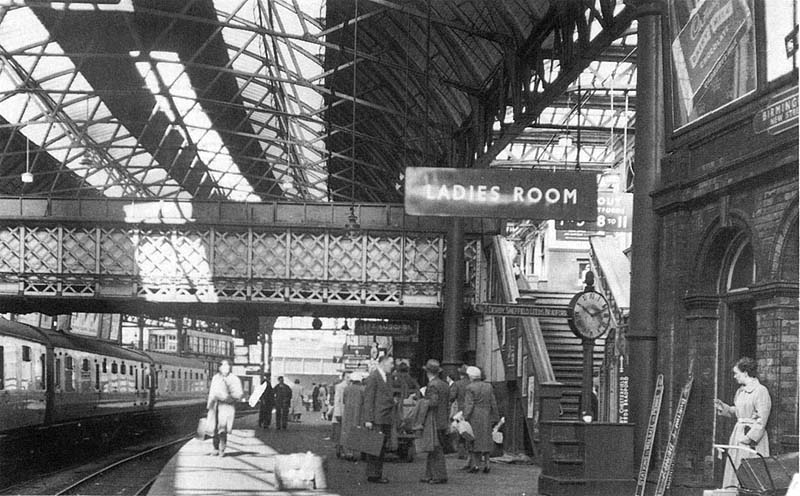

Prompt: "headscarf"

[466,366,482,380]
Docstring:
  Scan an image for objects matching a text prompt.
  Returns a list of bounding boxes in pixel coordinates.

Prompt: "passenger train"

[0,317,210,434]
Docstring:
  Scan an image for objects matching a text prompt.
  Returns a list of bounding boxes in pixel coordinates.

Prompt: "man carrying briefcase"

[362,355,396,484]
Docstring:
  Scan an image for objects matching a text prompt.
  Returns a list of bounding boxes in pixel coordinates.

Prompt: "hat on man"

[458,364,469,377]
[423,359,441,375]
[466,366,482,379]
[350,370,367,382]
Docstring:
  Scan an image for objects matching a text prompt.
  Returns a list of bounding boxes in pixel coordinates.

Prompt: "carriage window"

[64,355,74,392]
[95,363,100,390]
[82,359,90,372]
[55,357,61,388]
[22,346,31,362]
[178,369,181,379]
[121,363,126,375]
[171,370,175,379]
[111,362,118,374]
[39,354,46,390]
[0,346,4,390]
[134,367,139,390]
[102,359,107,373]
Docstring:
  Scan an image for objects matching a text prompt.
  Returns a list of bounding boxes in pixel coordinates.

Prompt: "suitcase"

[341,426,384,457]
[737,452,798,495]
[274,452,327,490]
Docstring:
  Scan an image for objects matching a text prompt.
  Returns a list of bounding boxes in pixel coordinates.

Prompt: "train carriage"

[0,320,48,430]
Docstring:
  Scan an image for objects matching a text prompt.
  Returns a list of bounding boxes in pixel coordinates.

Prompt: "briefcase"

[274,452,327,491]
[342,426,384,457]
[736,452,798,495]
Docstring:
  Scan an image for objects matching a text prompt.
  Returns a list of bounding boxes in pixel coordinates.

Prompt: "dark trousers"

[366,423,392,480]
[425,429,448,481]
[259,403,273,427]
[276,405,290,429]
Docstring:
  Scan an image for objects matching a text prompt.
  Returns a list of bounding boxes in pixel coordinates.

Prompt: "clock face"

[568,290,612,339]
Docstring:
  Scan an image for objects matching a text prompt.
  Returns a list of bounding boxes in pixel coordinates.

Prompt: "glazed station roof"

[0,0,639,203]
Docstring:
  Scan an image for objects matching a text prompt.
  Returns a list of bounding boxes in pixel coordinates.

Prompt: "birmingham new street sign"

[404,167,597,220]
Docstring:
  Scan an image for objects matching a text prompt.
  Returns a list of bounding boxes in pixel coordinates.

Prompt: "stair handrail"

[491,236,556,383]
[588,239,629,327]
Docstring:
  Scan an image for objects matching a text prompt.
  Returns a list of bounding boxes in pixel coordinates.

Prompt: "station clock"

[567,290,612,340]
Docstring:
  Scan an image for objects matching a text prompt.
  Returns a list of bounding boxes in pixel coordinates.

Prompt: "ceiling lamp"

[344,205,360,238]
[311,316,323,330]
[21,138,33,183]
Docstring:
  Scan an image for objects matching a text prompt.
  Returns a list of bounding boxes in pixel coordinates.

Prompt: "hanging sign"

[654,375,694,496]
[404,167,597,220]
[556,192,633,232]
[635,374,665,496]
[354,320,419,337]
[474,303,568,318]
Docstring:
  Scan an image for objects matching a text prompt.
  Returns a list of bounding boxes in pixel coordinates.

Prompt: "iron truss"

[0,0,650,203]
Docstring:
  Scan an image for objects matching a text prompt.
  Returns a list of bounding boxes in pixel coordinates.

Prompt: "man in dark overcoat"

[420,359,449,484]
[362,355,395,484]
[258,373,274,428]
[273,376,292,430]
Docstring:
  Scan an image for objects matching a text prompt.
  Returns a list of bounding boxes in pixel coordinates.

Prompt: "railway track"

[54,435,193,496]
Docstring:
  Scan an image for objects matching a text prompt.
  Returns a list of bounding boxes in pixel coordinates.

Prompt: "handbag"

[456,419,474,441]
[342,426,384,457]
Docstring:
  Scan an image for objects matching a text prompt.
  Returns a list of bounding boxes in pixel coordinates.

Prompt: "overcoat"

[340,382,365,448]
[720,379,771,488]
[206,372,243,435]
[463,380,499,452]
[363,369,395,425]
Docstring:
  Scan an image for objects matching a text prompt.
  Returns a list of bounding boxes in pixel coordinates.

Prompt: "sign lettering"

[474,303,568,318]
[354,320,419,337]
[655,376,694,496]
[404,167,597,220]
[635,374,665,496]
[556,192,633,232]
[753,87,799,135]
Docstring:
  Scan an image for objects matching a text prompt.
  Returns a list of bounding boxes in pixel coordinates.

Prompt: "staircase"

[519,289,605,418]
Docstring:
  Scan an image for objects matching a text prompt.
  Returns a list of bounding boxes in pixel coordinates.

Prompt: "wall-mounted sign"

[405,167,597,220]
[753,86,798,135]
[556,192,633,233]
[354,320,419,337]
[474,303,568,318]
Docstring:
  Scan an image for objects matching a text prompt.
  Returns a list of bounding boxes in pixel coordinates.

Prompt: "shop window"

[22,346,31,362]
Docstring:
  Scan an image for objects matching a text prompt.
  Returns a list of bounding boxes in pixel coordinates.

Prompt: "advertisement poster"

[669,0,755,127]
[527,375,536,419]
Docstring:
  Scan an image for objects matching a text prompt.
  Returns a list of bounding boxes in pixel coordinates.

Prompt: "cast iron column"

[629,4,665,462]
[443,218,465,373]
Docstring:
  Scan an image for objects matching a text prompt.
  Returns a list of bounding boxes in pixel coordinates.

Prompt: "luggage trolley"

[712,444,797,496]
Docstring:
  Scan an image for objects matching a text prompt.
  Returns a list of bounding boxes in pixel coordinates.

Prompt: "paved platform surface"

[148,411,540,496]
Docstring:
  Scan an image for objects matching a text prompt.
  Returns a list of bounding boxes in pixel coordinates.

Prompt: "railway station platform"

[148,412,540,496]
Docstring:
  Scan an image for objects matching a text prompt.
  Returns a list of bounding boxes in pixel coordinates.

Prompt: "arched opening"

[719,235,758,364]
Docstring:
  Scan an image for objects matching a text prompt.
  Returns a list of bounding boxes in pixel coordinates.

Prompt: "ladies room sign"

[404,167,597,220]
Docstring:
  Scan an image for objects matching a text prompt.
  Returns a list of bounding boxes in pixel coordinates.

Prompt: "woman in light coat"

[206,359,243,457]
[715,357,772,489]
[463,366,498,473]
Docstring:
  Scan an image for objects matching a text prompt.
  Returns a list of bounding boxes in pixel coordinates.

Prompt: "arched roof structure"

[0,0,640,203]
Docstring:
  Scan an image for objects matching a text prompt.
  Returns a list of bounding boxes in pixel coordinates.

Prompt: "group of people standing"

[335,356,499,486]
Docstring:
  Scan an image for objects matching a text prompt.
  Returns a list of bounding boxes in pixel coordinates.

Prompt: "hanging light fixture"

[344,0,360,239]
[341,320,351,332]
[21,137,33,183]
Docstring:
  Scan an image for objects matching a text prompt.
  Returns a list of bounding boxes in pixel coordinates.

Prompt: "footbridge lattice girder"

[0,200,486,313]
